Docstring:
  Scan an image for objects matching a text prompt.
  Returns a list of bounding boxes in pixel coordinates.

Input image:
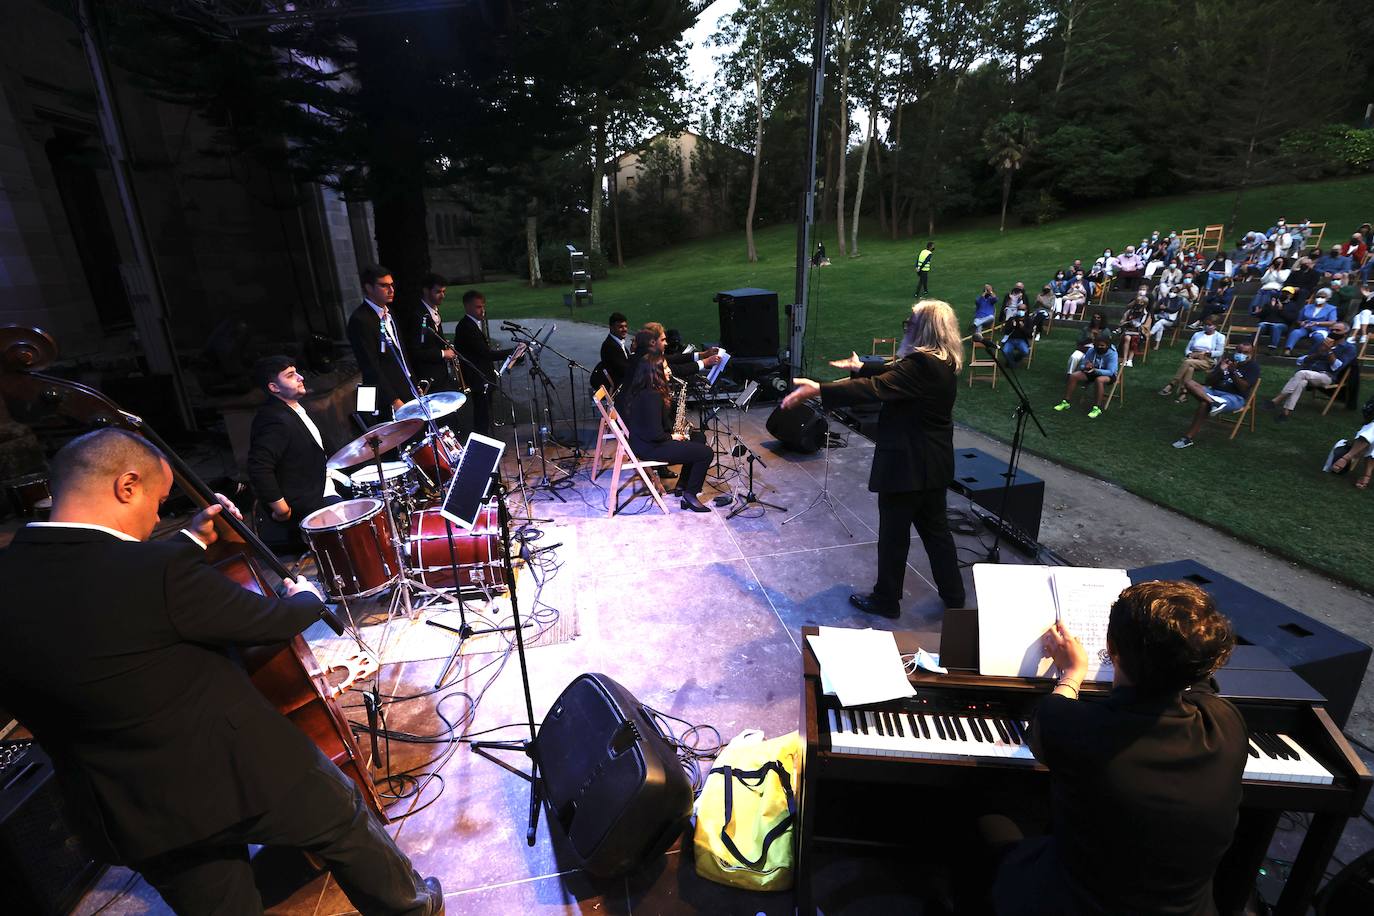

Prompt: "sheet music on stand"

[972,564,1130,682]
[805,626,917,707]
[706,348,731,386]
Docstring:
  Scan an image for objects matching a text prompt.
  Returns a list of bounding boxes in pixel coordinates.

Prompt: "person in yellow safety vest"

[916,242,935,295]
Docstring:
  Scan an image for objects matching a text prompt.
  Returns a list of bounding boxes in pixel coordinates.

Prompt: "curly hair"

[1107,581,1235,693]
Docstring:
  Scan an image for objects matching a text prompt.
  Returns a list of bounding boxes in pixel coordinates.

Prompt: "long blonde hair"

[898,299,963,371]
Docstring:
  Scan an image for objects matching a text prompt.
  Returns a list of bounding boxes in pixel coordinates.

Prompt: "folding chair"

[1168,304,1196,347]
[872,337,897,358]
[1201,224,1225,254]
[967,341,999,388]
[1319,362,1354,416]
[1103,365,1127,410]
[590,385,621,479]
[590,387,669,516]
[1212,380,1260,440]
[1024,337,1036,368]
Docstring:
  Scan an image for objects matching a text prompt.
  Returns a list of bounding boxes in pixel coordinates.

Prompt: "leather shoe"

[680,494,710,513]
[656,467,677,480]
[421,876,445,915]
[849,593,900,619]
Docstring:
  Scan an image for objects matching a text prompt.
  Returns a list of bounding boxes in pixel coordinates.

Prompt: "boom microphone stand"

[506,321,592,462]
[508,325,570,502]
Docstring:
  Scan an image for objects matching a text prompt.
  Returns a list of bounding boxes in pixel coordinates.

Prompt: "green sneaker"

[1088,406,1102,419]
[1052,400,1071,412]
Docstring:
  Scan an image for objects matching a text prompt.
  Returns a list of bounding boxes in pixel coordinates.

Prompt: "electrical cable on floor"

[644,706,724,797]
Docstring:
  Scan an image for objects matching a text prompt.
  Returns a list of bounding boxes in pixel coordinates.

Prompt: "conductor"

[783,299,966,615]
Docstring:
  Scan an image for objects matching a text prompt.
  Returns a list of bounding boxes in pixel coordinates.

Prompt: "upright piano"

[796,624,1371,915]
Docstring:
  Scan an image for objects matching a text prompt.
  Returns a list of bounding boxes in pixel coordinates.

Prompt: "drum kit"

[296,390,504,606]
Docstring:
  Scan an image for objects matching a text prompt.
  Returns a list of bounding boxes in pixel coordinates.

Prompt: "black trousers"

[136,749,428,916]
[634,437,712,495]
[916,271,930,295]
[874,488,965,606]
[256,494,340,553]
[471,385,495,438]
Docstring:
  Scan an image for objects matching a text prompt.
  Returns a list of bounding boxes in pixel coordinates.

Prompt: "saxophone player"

[615,350,714,512]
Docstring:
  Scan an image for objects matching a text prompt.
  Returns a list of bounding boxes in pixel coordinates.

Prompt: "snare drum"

[406,505,506,590]
[300,498,401,599]
[348,460,417,502]
[406,430,462,481]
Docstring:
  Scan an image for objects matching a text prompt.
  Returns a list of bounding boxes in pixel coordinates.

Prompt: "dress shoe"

[680,494,710,512]
[849,593,900,619]
[421,876,445,915]
[656,467,677,480]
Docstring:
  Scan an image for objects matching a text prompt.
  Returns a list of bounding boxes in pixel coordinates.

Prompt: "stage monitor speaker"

[535,674,693,878]
[0,742,104,915]
[1127,560,1372,729]
[950,448,1045,542]
[766,402,827,453]
[715,288,779,358]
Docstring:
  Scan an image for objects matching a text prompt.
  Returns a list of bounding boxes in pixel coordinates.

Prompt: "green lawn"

[448,176,1374,591]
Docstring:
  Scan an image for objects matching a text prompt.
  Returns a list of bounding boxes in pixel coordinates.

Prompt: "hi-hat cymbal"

[394,390,467,422]
[327,418,424,470]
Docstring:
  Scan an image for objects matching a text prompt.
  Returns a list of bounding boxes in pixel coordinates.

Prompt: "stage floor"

[69,405,1374,915]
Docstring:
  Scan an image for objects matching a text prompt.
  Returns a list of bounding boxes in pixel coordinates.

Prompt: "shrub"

[1279,125,1374,177]
[1015,188,1065,226]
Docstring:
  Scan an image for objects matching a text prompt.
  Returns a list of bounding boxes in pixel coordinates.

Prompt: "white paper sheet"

[807,626,916,707]
[1049,567,1131,682]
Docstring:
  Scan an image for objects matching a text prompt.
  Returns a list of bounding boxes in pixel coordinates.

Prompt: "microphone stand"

[781,402,852,537]
[974,335,1046,563]
[506,324,570,502]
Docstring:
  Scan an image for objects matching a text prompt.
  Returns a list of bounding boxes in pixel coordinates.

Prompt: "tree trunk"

[874,141,887,235]
[745,57,764,264]
[850,111,874,256]
[589,112,606,255]
[820,125,836,222]
[1228,111,1264,235]
[834,3,852,257]
[1055,7,1076,97]
[525,201,542,287]
[890,87,904,239]
[999,169,1013,233]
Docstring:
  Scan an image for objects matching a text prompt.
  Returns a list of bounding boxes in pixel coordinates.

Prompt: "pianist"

[988,580,1247,916]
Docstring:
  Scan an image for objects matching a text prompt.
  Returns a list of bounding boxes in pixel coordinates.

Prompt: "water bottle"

[526,440,535,456]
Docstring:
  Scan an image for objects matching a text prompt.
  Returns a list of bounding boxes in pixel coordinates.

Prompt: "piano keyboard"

[822,705,1334,784]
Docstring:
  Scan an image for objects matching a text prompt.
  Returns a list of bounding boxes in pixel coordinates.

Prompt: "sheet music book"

[706,348,731,386]
[972,564,1131,682]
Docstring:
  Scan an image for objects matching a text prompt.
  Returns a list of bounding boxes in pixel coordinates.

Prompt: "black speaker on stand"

[766,402,829,453]
[715,288,779,358]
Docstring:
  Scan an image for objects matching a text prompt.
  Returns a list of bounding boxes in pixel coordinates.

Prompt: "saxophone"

[671,375,691,439]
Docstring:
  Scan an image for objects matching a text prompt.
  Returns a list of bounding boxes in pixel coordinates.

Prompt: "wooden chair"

[590,387,669,517]
[1024,337,1036,368]
[1318,345,1364,416]
[967,340,999,388]
[1201,224,1225,254]
[1212,380,1260,440]
[872,337,898,358]
[1306,221,1327,251]
[1093,276,1113,305]
[1168,303,1197,347]
[1104,364,1126,410]
[590,385,621,479]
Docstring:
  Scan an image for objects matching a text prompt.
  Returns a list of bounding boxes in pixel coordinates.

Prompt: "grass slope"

[451,176,1374,590]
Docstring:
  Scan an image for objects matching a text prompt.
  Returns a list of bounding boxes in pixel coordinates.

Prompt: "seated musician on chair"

[0,429,442,915]
[615,351,714,512]
[983,580,1245,916]
[248,356,345,551]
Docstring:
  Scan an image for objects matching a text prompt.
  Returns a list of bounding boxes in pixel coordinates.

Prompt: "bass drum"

[300,498,401,599]
[406,505,505,591]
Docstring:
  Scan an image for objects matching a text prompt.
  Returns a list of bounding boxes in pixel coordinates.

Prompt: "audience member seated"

[1119,292,1151,368]
[1066,338,1091,374]
[1149,288,1186,347]
[1251,258,1290,310]
[1328,419,1374,490]
[1330,276,1362,322]
[1172,342,1261,449]
[1000,314,1033,365]
[1203,252,1232,291]
[1031,286,1054,337]
[1282,290,1338,356]
[1287,257,1321,299]
[1090,249,1115,283]
[1315,245,1353,278]
[1340,232,1368,267]
[1063,277,1089,317]
[1165,231,1182,262]
[973,284,998,334]
[1263,324,1356,421]
[1156,262,1183,299]
[1050,271,1071,315]
[1352,281,1374,344]
[1195,279,1234,325]
[1078,312,1111,347]
[1115,245,1144,281]
[1159,317,1226,402]
[1053,335,1118,420]
[1257,287,1304,350]
[1002,282,1028,320]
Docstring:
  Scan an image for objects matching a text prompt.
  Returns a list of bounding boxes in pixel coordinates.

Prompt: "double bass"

[0,326,387,821]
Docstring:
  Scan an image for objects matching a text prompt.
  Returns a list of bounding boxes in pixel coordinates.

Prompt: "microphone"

[501,321,525,332]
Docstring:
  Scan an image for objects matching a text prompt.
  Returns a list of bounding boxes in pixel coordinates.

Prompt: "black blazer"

[346,302,412,408]
[247,398,333,519]
[0,526,325,863]
[622,351,702,391]
[596,333,631,392]
[616,387,671,450]
[399,301,452,386]
[453,315,513,390]
[820,352,957,492]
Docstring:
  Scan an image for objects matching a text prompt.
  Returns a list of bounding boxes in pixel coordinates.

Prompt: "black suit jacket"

[452,315,513,390]
[0,526,325,863]
[622,351,702,391]
[346,302,412,408]
[596,334,631,392]
[400,301,453,387]
[247,398,333,519]
[820,352,957,492]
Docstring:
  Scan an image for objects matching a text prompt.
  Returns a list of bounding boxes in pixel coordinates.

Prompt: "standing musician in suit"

[784,299,966,616]
[401,273,472,435]
[615,351,715,512]
[984,580,1246,915]
[0,429,442,915]
[592,311,631,393]
[248,355,344,550]
[452,289,522,437]
[346,264,413,418]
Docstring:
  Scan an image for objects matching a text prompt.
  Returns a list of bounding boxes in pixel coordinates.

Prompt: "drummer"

[248,355,346,551]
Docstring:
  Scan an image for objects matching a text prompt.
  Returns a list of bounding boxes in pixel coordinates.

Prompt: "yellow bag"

[692,729,803,891]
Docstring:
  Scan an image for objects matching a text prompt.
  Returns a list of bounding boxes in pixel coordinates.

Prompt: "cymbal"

[327,418,424,470]
[394,390,467,421]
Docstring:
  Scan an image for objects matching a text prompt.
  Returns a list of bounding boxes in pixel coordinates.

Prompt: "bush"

[1015,188,1065,226]
[1279,125,1374,177]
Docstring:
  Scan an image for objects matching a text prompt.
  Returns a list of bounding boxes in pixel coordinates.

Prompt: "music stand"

[426,433,526,688]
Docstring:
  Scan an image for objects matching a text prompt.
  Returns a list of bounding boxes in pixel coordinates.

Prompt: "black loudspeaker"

[766,402,828,453]
[715,288,779,358]
[535,674,693,878]
[1127,560,1372,729]
[0,742,104,915]
[950,448,1045,542]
